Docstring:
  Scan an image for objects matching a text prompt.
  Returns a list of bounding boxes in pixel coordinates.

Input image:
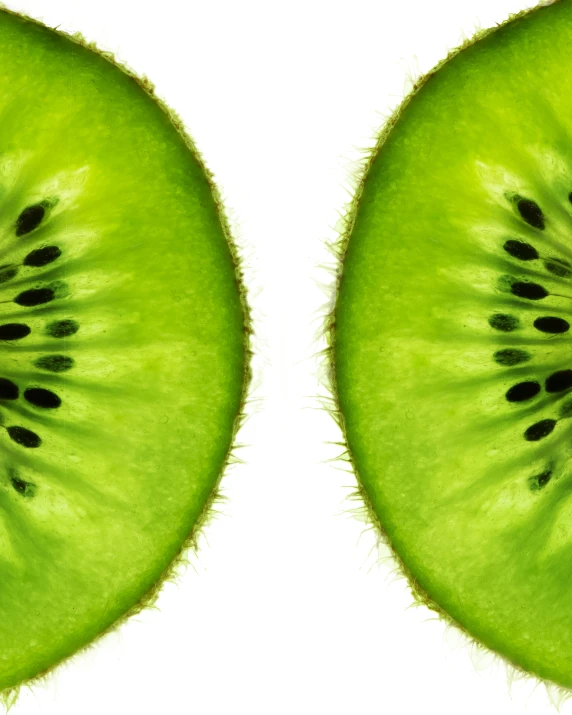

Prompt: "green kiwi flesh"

[0,9,247,693]
[333,0,572,690]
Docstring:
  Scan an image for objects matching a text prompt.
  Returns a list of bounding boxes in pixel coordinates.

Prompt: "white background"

[3,0,567,713]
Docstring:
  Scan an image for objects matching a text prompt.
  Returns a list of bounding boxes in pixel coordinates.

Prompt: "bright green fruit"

[333,0,572,690]
[0,7,248,695]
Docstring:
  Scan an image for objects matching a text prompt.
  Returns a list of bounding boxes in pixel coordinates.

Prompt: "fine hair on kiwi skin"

[325,0,572,706]
[0,3,253,707]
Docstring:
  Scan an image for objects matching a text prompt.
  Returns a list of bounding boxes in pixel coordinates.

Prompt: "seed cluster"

[489,194,572,490]
[0,201,79,464]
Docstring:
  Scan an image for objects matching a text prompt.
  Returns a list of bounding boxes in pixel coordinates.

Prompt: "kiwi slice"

[332,0,572,691]
[0,6,248,696]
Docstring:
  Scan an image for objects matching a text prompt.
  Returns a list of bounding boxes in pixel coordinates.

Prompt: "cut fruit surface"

[334,0,572,690]
[0,9,247,692]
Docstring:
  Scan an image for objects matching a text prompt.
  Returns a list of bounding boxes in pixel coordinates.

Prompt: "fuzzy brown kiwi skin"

[323,0,571,704]
[0,4,253,709]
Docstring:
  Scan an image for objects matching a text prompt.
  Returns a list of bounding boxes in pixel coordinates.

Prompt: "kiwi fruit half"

[0,6,248,696]
[332,0,572,691]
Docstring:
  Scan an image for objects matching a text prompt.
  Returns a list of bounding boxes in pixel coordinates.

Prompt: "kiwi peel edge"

[0,3,253,709]
[322,0,571,705]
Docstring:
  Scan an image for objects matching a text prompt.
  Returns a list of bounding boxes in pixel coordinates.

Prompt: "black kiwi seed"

[524,419,557,441]
[10,476,26,494]
[15,203,46,237]
[506,381,541,402]
[24,246,61,268]
[0,323,30,340]
[517,198,545,229]
[489,313,520,332]
[34,355,73,373]
[560,400,572,418]
[10,475,36,498]
[0,379,18,400]
[23,387,61,409]
[530,470,552,491]
[545,370,572,393]
[510,281,549,300]
[46,319,78,338]
[0,267,18,284]
[503,239,539,261]
[494,349,531,366]
[6,425,41,448]
[534,316,570,334]
[14,287,55,307]
[544,260,572,278]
